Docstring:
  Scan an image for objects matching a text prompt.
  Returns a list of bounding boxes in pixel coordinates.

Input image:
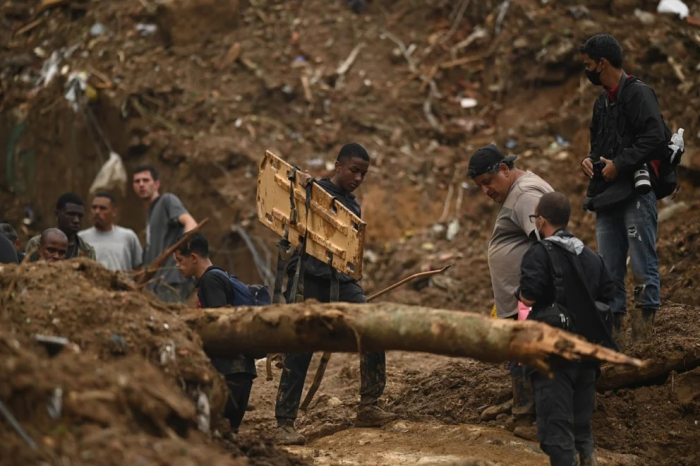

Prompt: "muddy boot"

[580,451,600,466]
[355,404,396,427]
[511,374,535,416]
[630,308,655,342]
[629,308,643,342]
[274,422,305,446]
[639,308,656,341]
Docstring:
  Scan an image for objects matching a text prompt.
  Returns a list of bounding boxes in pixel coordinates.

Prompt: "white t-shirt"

[79,226,143,271]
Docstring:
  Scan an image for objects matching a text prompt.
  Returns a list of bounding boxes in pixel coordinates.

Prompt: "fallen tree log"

[186,302,645,372]
[597,345,700,391]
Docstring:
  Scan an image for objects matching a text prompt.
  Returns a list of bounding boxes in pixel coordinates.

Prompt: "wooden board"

[256,151,366,279]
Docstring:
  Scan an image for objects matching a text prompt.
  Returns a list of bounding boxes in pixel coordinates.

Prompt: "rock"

[674,367,700,409]
[156,0,240,47]
[480,399,513,421]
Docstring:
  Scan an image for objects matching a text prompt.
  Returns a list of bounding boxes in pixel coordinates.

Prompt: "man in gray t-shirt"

[133,165,197,303]
[79,193,142,271]
[468,144,554,319]
[468,144,553,432]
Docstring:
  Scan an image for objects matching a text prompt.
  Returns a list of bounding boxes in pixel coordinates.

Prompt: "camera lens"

[634,168,652,194]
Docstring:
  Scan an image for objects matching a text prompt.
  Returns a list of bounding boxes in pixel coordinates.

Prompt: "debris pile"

[389,304,700,465]
[0,260,303,465]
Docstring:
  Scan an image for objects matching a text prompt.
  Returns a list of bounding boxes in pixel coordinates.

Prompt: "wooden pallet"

[256,150,365,280]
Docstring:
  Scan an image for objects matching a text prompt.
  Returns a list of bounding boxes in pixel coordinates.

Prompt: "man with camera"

[517,192,616,466]
[579,34,667,340]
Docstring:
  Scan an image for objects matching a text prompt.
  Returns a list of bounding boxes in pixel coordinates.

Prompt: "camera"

[593,161,605,177]
[634,166,652,194]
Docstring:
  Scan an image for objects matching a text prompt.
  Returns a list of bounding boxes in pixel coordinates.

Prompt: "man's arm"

[613,85,667,173]
[129,231,144,269]
[516,244,550,307]
[162,194,197,231]
[178,213,197,232]
[513,192,544,238]
[581,98,602,178]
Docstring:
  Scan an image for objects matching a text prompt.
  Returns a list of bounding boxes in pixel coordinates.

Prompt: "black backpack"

[529,242,617,351]
[615,78,683,200]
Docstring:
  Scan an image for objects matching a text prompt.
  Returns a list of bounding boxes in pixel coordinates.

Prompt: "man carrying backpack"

[174,232,265,435]
[517,192,616,466]
[579,34,670,341]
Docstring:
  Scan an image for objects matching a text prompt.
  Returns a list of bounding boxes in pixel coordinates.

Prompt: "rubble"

[2,0,700,464]
[0,260,302,465]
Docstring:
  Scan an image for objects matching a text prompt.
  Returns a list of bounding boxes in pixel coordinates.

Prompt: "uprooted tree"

[186,302,645,373]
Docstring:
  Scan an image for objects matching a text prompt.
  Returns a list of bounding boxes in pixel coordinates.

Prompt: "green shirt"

[26,233,96,262]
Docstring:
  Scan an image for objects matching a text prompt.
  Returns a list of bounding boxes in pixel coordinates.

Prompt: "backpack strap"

[541,241,566,307]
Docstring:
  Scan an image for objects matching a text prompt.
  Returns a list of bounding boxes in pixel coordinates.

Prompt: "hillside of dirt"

[0,260,304,465]
[3,0,700,464]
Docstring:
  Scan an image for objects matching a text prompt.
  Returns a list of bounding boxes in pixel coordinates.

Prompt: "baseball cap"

[467,144,517,178]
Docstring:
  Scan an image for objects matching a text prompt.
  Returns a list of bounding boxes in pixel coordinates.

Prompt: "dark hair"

[94,191,116,206]
[579,34,623,68]
[40,228,67,245]
[133,165,159,181]
[337,143,370,162]
[538,192,571,228]
[176,232,209,258]
[0,223,17,241]
[56,193,84,210]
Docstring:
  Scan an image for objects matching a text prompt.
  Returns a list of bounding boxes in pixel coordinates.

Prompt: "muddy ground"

[2,0,700,464]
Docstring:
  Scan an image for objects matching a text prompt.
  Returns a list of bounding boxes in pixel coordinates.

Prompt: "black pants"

[224,373,255,432]
[275,277,386,425]
[532,363,597,466]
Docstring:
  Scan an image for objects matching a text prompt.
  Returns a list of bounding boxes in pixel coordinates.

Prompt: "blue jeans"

[596,191,660,314]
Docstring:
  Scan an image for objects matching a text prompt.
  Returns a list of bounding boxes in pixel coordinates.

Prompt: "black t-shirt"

[196,266,256,377]
[196,266,231,309]
[0,234,18,264]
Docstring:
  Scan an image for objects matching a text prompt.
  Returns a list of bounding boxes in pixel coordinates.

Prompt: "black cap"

[467,144,517,178]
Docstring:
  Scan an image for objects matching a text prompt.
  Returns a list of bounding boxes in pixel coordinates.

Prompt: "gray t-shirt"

[79,226,143,271]
[143,193,189,287]
[488,171,553,318]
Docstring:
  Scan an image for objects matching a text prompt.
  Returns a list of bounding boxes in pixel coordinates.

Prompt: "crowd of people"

[0,34,675,466]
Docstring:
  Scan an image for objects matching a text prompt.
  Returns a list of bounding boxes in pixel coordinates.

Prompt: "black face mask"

[585,62,602,86]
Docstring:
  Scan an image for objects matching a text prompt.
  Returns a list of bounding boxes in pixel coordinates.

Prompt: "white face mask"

[534,227,542,241]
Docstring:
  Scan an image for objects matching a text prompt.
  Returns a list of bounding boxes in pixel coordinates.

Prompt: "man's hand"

[600,157,618,181]
[299,170,313,188]
[518,292,535,308]
[581,157,594,178]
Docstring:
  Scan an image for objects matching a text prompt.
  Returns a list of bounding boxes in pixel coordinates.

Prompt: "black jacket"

[518,230,616,350]
[286,178,361,283]
[584,73,668,212]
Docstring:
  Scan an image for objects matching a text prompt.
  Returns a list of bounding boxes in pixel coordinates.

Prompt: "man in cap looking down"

[468,144,553,437]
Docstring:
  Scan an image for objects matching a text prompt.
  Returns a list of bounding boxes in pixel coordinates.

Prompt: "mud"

[0,260,302,465]
[3,0,700,464]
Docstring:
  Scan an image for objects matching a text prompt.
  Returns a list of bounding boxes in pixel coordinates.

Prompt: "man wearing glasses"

[517,192,616,466]
[467,144,553,437]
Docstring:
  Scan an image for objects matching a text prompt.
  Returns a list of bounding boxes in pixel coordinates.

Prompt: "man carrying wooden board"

[274,143,396,445]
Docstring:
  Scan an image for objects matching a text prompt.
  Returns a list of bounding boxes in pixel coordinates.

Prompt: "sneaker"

[355,405,397,427]
[273,425,306,445]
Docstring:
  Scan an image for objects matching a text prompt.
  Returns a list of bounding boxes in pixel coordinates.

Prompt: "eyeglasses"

[528,214,541,222]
